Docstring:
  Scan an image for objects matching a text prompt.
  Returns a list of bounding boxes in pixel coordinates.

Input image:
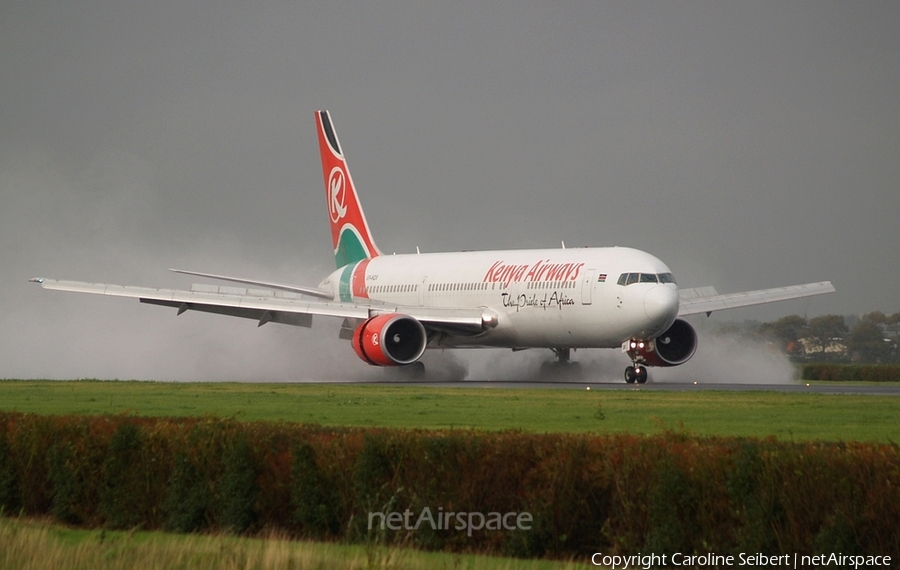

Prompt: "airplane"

[31,110,835,383]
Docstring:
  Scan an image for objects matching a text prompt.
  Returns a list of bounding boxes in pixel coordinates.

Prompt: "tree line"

[716,311,900,364]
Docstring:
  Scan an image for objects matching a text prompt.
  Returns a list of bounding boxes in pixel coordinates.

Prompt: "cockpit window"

[617,272,677,286]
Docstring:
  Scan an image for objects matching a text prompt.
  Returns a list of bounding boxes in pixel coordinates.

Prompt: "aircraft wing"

[167,268,334,300]
[678,281,835,317]
[29,278,488,333]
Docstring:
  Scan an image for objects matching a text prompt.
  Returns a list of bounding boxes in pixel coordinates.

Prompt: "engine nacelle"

[352,313,427,366]
[625,318,698,367]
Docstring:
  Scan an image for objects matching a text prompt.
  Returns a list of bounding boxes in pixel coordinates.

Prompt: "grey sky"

[2,2,898,380]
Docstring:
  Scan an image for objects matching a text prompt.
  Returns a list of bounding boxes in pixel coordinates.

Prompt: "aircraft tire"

[636,366,648,384]
[387,361,426,380]
[405,361,426,379]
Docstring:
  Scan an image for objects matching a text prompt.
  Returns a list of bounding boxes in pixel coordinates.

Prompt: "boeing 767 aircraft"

[32,111,834,382]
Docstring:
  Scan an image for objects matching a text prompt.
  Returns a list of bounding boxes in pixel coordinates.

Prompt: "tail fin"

[316,110,382,268]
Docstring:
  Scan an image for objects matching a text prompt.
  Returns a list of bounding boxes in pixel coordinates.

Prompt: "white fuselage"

[320,247,680,350]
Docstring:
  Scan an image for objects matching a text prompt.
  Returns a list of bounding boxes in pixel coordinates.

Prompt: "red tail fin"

[316,110,381,268]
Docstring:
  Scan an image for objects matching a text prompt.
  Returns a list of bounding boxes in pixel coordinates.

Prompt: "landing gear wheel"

[635,365,648,384]
[540,353,582,380]
[551,348,572,364]
[625,365,648,384]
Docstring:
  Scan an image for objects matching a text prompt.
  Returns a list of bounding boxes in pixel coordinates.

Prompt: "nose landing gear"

[624,364,648,384]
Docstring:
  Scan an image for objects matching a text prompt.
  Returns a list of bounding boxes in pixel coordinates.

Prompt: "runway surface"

[325,379,900,396]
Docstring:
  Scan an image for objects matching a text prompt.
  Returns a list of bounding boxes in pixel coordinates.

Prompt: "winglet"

[316,110,382,269]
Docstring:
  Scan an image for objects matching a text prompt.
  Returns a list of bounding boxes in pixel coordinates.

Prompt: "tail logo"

[328,167,348,223]
[317,110,382,268]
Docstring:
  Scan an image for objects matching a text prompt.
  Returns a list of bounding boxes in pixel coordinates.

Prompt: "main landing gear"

[624,364,648,384]
[553,348,572,365]
[539,348,582,378]
[386,361,426,380]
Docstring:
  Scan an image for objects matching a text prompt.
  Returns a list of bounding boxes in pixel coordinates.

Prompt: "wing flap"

[139,299,314,327]
[168,268,334,300]
[678,281,835,316]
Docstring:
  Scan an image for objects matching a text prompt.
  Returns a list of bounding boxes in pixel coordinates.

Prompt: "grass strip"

[0,380,898,442]
[0,516,591,570]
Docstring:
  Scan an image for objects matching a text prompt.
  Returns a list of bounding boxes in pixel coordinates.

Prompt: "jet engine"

[352,313,428,366]
[625,318,698,367]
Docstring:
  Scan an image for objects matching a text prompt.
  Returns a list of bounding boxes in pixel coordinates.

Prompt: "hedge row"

[0,412,898,559]
[801,363,900,382]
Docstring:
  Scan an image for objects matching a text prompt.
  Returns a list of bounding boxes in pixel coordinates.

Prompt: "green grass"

[1,380,898,442]
[0,517,592,570]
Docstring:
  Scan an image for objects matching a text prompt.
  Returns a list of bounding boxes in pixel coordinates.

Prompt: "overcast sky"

[2,2,898,380]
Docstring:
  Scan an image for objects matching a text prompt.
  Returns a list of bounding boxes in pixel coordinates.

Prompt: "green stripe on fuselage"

[338,262,356,302]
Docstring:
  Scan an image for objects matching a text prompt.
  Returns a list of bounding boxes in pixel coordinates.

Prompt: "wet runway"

[334,379,900,396]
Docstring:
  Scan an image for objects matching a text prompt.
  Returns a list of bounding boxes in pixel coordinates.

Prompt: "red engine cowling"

[625,318,698,367]
[352,314,428,366]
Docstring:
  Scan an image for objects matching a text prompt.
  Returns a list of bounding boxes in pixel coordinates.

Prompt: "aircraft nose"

[644,285,679,326]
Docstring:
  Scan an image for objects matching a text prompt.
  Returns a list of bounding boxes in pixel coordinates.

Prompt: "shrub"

[291,442,339,537]
[0,413,897,559]
[164,451,210,532]
[46,440,87,525]
[216,437,259,534]
[801,363,900,382]
[0,435,19,513]
[100,422,148,529]
[725,441,782,552]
